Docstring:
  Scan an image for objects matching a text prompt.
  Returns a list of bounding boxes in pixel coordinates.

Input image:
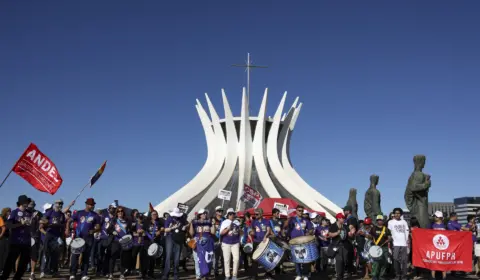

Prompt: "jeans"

[90,239,100,267]
[222,243,240,278]
[334,246,349,280]
[162,235,181,280]
[70,237,93,277]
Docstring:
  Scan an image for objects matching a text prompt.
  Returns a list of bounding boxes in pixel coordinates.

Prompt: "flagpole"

[73,182,91,203]
[0,170,13,189]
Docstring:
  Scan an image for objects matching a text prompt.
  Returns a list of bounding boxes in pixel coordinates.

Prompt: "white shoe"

[295,277,302,280]
[69,276,75,280]
[81,276,90,280]
[303,277,309,280]
[39,273,45,279]
[29,273,36,280]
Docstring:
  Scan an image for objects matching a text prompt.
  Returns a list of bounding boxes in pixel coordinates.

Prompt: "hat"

[170,207,183,217]
[109,202,117,208]
[434,211,443,218]
[43,203,52,212]
[343,205,353,212]
[198,209,208,215]
[335,213,345,219]
[364,217,372,225]
[17,195,30,205]
[376,214,384,220]
[303,210,309,214]
[54,199,63,204]
[85,198,96,205]
[226,208,235,214]
[310,212,318,219]
[215,206,224,211]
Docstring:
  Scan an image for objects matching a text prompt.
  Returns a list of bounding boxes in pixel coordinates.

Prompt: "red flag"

[149,202,154,213]
[12,143,63,195]
[412,228,473,272]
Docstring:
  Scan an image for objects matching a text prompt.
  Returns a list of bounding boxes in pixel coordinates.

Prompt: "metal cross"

[232,53,268,103]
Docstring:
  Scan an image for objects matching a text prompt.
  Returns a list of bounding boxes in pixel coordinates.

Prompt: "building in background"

[154,87,342,220]
[454,197,480,225]
[428,202,455,217]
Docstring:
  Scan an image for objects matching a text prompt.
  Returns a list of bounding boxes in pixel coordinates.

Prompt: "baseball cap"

[434,211,443,218]
[376,214,384,220]
[198,209,208,215]
[215,206,224,211]
[336,213,345,219]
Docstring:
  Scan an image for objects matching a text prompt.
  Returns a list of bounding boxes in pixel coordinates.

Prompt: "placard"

[218,189,232,201]
[177,203,189,214]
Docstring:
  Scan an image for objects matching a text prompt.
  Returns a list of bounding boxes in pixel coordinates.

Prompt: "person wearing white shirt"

[387,208,409,280]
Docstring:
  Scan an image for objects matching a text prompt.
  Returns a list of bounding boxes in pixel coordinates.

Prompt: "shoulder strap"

[375,226,386,245]
[116,219,127,234]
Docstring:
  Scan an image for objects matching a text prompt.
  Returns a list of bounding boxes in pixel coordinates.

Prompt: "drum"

[31,238,35,247]
[119,235,133,251]
[252,239,285,272]
[271,237,290,251]
[243,243,253,254]
[289,235,319,263]
[368,245,383,261]
[71,238,85,255]
[148,243,163,259]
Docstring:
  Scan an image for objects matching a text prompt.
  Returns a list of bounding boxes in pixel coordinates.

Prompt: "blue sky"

[1,1,479,216]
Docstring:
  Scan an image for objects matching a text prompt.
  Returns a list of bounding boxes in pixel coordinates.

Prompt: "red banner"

[412,228,473,272]
[12,143,63,195]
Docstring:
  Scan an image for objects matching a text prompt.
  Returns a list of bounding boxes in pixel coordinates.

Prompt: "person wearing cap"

[366,214,391,280]
[462,214,479,275]
[42,199,66,277]
[248,208,273,279]
[162,207,187,280]
[328,213,351,280]
[286,205,313,280]
[67,198,101,280]
[357,217,373,279]
[220,208,241,280]
[387,208,409,280]
[189,209,215,279]
[211,206,225,277]
[429,211,447,280]
[0,195,33,280]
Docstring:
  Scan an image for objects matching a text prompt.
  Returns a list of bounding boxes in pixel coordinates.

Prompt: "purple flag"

[196,238,214,277]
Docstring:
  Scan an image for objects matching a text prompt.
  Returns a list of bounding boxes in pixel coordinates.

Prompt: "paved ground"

[11,260,480,280]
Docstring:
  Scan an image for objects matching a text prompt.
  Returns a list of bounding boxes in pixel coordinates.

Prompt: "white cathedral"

[154,87,342,220]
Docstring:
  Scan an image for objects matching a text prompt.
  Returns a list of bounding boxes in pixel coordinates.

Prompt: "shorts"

[475,243,480,257]
[31,239,41,262]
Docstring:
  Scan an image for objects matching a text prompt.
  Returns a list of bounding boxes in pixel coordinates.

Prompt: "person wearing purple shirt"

[247,208,272,280]
[447,212,462,231]
[220,208,241,280]
[189,209,215,279]
[0,195,32,280]
[131,215,147,278]
[430,211,447,280]
[96,204,116,277]
[43,199,66,276]
[67,198,101,280]
[162,208,188,280]
[106,207,131,280]
[285,205,314,280]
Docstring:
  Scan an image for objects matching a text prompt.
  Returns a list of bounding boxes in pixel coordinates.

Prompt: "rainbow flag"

[90,161,107,187]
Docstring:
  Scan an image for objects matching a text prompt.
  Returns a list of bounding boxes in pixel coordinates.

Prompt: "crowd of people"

[0,195,479,280]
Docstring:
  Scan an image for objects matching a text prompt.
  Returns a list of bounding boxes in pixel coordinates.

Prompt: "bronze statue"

[346,188,358,219]
[364,174,382,221]
[405,155,431,228]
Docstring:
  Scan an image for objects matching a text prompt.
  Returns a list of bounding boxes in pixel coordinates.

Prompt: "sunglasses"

[255,213,261,216]
[117,210,124,213]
